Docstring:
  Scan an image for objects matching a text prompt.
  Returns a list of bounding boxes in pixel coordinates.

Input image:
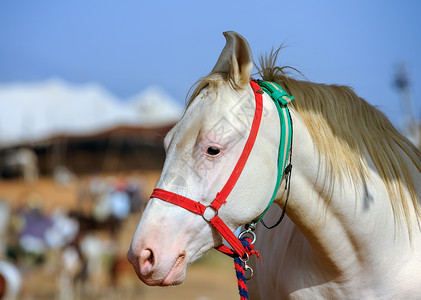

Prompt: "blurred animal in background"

[0,261,21,300]
[0,202,11,257]
[59,242,85,300]
[1,148,38,182]
[0,201,21,300]
[58,233,117,300]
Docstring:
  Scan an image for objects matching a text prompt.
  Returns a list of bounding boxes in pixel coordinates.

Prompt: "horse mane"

[257,48,421,230]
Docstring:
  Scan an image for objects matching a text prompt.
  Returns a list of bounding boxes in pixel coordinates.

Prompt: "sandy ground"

[0,173,239,300]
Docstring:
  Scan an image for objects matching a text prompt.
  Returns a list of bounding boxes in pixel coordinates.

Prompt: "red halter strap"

[150,80,263,258]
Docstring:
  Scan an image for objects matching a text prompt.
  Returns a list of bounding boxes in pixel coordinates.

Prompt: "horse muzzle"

[127,241,187,286]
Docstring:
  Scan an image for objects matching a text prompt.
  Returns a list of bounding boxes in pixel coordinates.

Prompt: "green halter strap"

[252,80,294,223]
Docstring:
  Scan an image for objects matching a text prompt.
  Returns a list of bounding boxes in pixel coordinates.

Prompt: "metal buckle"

[243,264,254,280]
[239,251,254,280]
[237,223,257,280]
[202,205,218,222]
[238,224,257,244]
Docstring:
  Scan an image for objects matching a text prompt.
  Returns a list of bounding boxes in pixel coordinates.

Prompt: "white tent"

[0,79,183,147]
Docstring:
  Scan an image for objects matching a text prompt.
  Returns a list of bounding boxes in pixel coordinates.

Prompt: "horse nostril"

[139,248,155,276]
[146,249,154,264]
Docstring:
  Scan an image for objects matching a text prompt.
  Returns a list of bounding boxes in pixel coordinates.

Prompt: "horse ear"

[211,31,253,87]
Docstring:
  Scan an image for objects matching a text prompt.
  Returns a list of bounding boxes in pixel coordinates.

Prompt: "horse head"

[127,31,282,286]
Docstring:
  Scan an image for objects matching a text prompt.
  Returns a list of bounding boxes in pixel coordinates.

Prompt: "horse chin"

[137,255,187,287]
[159,271,186,286]
[140,269,186,287]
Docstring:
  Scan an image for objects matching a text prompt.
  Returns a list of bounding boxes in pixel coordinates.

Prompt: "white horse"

[128,32,421,299]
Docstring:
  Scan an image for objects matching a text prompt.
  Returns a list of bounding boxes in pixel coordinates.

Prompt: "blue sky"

[0,0,420,127]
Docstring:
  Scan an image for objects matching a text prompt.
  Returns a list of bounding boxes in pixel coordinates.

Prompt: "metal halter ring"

[202,205,218,222]
[239,251,250,263]
[244,264,254,280]
[238,229,257,244]
[239,253,254,280]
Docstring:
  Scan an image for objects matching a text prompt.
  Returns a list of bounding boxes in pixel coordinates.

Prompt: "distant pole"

[394,63,420,148]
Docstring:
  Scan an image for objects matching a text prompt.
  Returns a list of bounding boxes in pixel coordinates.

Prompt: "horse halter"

[150,80,294,260]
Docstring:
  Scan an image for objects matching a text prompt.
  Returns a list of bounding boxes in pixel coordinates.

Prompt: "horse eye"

[206,146,221,156]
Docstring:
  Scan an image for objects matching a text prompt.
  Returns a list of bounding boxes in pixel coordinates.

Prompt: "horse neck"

[276,109,420,278]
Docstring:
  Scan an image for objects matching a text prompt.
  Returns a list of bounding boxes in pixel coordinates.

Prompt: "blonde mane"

[185,50,421,231]
[258,49,421,229]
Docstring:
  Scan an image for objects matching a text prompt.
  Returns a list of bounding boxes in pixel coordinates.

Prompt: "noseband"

[150,80,293,259]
